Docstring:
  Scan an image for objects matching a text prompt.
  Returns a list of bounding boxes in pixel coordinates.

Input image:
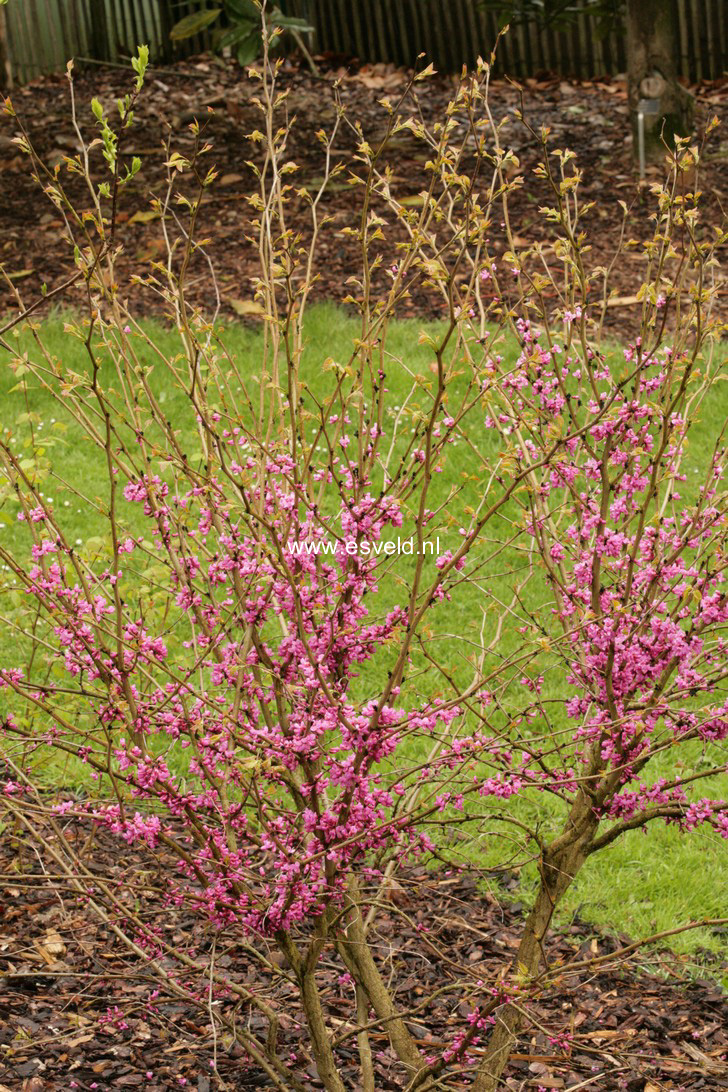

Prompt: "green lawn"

[0,306,726,977]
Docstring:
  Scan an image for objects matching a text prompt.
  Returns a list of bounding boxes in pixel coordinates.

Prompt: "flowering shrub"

[0,17,726,1092]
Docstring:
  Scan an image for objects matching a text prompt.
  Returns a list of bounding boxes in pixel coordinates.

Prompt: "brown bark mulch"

[1,55,727,330]
[0,821,726,1091]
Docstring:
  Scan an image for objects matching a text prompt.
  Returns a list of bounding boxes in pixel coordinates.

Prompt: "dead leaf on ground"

[229,298,265,317]
[128,209,161,225]
[606,295,640,307]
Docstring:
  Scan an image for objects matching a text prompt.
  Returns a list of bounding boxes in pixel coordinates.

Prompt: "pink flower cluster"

[10,465,466,933]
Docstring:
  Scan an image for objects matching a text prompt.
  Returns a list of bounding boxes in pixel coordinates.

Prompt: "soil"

[1,55,727,330]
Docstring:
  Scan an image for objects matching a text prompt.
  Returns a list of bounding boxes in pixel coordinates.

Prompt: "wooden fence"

[288,0,727,82]
[2,0,726,87]
[1,0,208,86]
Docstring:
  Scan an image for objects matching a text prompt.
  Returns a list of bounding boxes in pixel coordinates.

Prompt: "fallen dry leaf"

[229,298,265,317]
[128,209,161,225]
[43,929,66,956]
[606,295,640,307]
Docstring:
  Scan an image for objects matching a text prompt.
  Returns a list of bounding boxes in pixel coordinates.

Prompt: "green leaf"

[219,22,259,46]
[273,14,314,31]
[170,8,222,40]
[236,31,262,64]
[218,23,262,63]
[225,0,259,19]
[131,44,149,89]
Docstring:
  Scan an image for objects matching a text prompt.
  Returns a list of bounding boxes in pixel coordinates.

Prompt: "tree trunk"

[336,878,425,1078]
[277,931,348,1092]
[0,3,12,91]
[626,0,693,165]
[471,796,600,1092]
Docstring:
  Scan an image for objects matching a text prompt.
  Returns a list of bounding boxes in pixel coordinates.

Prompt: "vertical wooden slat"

[0,2,14,88]
[344,0,356,58]
[382,0,399,67]
[318,0,334,59]
[395,0,411,66]
[70,0,84,58]
[422,1,441,71]
[127,0,140,54]
[584,13,594,76]
[691,0,703,81]
[21,0,33,81]
[403,0,416,66]
[53,0,74,66]
[36,0,51,73]
[308,0,324,58]
[126,0,141,55]
[17,0,30,82]
[406,0,425,68]
[710,0,720,78]
[681,0,695,80]
[3,0,727,88]
[698,0,711,78]
[330,0,343,55]
[106,0,119,57]
[569,16,581,76]
[327,0,340,58]
[592,17,604,77]
[463,0,477,70]
[322,0,337,59]
[323,0,337,55]
[582,14,594,77]
[157,0,175,61]
[554,26,567,77]
[137,0,154,54]
[676,0,689,78]
[89,0,111,62]
[514,19,527,77]
[27,0,43,74]
[439,0,458,73]
[542,23,556,77]
[526,18,540,74]
[371,0,388,63]
[5,0,23,83]
[703,0,713,79]
[478,4,500,71]
[367,0,382,62]
[350,0,366,61]
[39,0,55,73]
[547,21,560,76]
[76,0,92,58]
[420,0,434,66]
[520,12,534,76]
[27,0,41,78]
[112,0,125,58]
[599,24,611,75]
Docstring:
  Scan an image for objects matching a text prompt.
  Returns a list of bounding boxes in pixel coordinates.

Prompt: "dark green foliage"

[479,0,622,35]
[170,0,313,65]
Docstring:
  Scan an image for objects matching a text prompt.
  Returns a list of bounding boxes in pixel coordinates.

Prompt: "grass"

[0,305,726,977]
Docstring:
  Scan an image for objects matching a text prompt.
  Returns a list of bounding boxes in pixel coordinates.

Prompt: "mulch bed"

[1,55,727,330]
[0,822,726,1091]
